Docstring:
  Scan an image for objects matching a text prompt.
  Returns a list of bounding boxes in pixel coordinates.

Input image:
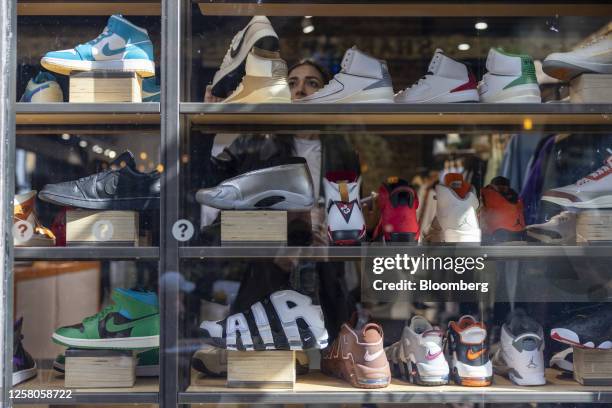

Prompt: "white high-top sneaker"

[296,46,394,103]
[395,49,479,103]
[223,48,291,103]
[478,48,541,103]
[543,34,612,81]
[542,154,612,209]
[14,191,56,247]
[428,173,481,243]
[324,171,366,245]
[526,211,576,244]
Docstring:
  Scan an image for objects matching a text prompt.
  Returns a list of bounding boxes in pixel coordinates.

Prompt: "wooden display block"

[573,347,612,385]
[227,350,295,389]
[66,210,139,246]
[221,211,287,246]
[576,210,612,242]
[65,349,136,388]
[69,72,142,103]
[570,74,612,103]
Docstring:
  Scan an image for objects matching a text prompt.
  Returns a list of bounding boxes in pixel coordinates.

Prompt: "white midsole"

[453,357,492,378]
[52,333,159,349]
[545,56,612,74]
[299,87,395,104]
[480,83,541,103]
[398,89,480,104]
[12,366,37,386]
[41,57,155,76]
[443,228,482,243]
[224,82,291,103]
[542,193,612,209]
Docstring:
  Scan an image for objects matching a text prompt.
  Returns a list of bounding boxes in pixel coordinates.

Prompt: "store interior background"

[11,4,612,401]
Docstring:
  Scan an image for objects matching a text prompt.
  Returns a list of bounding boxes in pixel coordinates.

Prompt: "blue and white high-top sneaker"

[142,77,160,102]
[41,15,155,78]
[20,71,63,102]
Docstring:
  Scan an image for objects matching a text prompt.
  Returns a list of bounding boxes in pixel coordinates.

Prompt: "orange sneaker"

[14,191,56,247]
[447,315,492,386]
[480,176,526,244]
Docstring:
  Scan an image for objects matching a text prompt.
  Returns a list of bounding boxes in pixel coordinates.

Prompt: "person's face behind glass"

[288,63,325,101]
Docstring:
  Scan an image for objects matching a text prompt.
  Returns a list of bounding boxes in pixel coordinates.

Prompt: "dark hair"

[288,59,331,83]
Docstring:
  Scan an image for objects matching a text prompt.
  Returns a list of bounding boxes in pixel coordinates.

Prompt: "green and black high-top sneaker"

[478,48,541,103]
[52,288,159,349]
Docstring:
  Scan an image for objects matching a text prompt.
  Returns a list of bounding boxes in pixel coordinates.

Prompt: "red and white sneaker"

[372,177,419,243]
[324,171,366,245]
[395,49,479,103]
[542,153,612,209]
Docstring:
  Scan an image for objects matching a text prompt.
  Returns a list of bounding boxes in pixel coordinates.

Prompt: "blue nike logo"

[21,84,50,102]
[102,43,127,56]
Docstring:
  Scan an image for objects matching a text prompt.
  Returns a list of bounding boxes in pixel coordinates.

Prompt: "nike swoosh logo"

[229,25,252,59]
[102,43,127,56]
[466,348,486,361]
[106,314,156,333]
[364,349,384,362]
[21,84,50,102]
[426,350,442,361]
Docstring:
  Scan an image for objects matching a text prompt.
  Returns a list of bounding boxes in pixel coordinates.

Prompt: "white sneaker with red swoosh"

[385,316,449,385]
[542,152,612,209]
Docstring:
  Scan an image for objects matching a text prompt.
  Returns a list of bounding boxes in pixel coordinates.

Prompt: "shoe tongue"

[444,173,470,198]
[427,49,445,74]
[362,323,382,343]
[490,176,518,203]
[112,151,137,170]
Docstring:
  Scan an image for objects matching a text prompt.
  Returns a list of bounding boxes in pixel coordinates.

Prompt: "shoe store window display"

[199,57,362,353]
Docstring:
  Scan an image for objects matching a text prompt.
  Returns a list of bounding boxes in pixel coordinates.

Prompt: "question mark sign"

[18,224,27,236]
[13,220,33,243]
[172,219,194,242]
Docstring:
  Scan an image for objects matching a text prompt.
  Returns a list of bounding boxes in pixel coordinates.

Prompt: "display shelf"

[17,0,161,16]
[179,244,612,260]
[16,103,160,128]
[15,246,160,260]
[182,369,612,404]
[183,103,612,133]
[195,1,612,17]
[12,369,159,404]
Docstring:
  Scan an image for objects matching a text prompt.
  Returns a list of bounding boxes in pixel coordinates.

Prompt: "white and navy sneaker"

[20,71,63,102]
[385,316,449,385]
[142,77,160,102]
[295,46,394,103]
[41,15,155,78]
[550,305,612,349]
[211,16,279,98]
[199,290,328,351]
[395,49,479,103]
[324,171,366,245]
[492,313,545,386]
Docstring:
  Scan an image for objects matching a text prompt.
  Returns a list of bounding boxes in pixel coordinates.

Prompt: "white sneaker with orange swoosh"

[385,315,449,385]
[447,315,492,386]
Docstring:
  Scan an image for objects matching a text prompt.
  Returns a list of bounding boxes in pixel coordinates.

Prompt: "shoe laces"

[83,304,115,323]
[85,27,112,46]
[579,34,609,49]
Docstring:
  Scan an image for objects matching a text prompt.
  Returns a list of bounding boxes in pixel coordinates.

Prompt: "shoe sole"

[192,357,227,377]
[297,87,395,104]
[396,89,480,104]
[211,25,279,97]
[38,190,159,210]
[41,57,155,78]
[12,366,37,386]
[404,361,449,386]
[322,364,390,389]
[329,229,365,246]
[52,333,159,349]
[196,189,314,211]
[543,58,612,82]
[542,193,612,209]
[223,79,291,103]
[526,228,566,244]
[480,84,541,103]
[551,329,612,349]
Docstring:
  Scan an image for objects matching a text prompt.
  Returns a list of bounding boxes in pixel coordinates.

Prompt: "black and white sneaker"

[199,290,328,351]
[39,151,160,210]
[550,305,612,349]
[211,16,279,98]
[13,318,37,386]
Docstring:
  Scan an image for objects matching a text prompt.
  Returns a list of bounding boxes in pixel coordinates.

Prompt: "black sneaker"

[550,304,612,349]
[13,317,37,386]
[39,151,160,210]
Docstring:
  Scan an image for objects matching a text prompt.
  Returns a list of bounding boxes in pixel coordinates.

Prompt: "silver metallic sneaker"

[196,158,315,210]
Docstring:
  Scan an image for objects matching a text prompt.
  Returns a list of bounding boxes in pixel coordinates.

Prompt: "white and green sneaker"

[53,348,159,376]
[51,288,159,350]
[478,48,541,103]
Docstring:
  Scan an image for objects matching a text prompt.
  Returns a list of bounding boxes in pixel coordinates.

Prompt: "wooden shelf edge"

[18,2,161,16]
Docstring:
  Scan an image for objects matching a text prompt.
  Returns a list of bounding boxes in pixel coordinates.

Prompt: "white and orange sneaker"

[542,152,612,209]
[425,173,481,243]
[324,171,366,245]
[447,315,492,387]
[14,191,56,246]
